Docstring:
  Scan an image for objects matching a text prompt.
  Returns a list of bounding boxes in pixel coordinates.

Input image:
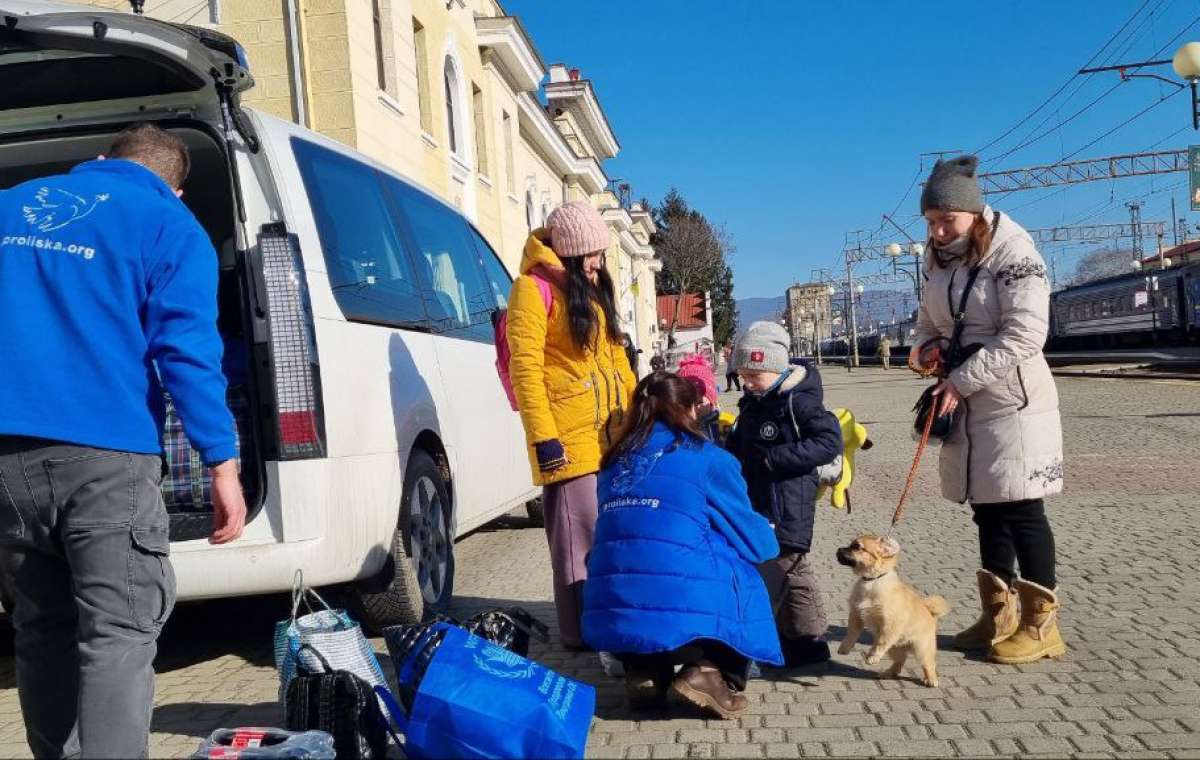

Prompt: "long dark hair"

[601,372,703,469]
[564,256,622,350]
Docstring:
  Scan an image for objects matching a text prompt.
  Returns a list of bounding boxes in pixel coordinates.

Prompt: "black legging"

[971,498,1056,588]
[725,372,740,392]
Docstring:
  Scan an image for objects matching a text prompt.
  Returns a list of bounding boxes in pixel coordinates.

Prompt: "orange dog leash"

[888,339,947,536]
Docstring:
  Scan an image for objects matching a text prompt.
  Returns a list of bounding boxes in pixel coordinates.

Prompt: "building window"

[502,110,515,193]
[525,190,535,230]
[471,83,488,176]
[371,0,396,97]
[412,19,432,133]
[444,57,461,156]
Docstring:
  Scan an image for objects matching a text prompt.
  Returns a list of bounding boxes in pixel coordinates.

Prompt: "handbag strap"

[296,643,334,674]
[943,210,998,372]
[945,263,983,371]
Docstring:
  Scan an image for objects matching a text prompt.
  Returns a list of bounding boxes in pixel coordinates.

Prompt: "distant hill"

[736,297,785,329]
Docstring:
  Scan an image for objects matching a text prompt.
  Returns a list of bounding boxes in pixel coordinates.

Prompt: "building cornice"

[546,64,620,159]
[517,91,576,176]
[573,156,605,195]
[476,16,545,93]
[601,206,633,232]
[623,230,653,259]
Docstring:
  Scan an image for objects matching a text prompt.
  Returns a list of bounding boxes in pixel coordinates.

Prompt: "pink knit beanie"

[546,201,610,258]
[677,354,719,407]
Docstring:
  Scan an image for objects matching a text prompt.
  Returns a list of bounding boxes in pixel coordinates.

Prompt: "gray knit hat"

[920,155,985,214]
[733,321,791,374]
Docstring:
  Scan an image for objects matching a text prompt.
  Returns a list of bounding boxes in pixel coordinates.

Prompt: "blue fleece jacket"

[583,423,784,665]
[0,159,236,464]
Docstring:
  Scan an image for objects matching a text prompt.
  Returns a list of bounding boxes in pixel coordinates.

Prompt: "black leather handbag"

[284,645,391,760]
[913,262,985,442]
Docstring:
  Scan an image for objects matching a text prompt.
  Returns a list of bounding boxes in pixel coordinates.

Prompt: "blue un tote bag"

[378,622,594,759]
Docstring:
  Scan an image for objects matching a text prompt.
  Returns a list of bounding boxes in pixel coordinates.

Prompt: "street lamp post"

[848,282,864,369]
[885,241,925,305]
[1077,42,1200,129]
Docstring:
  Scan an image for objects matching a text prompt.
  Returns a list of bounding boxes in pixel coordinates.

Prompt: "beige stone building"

[70,0,660,370]
[785,282,833,357]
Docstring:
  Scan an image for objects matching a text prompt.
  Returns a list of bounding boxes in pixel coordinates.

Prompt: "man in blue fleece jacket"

[0,124,246,757]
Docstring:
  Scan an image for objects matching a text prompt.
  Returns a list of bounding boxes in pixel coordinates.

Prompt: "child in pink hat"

[677,354,725,441]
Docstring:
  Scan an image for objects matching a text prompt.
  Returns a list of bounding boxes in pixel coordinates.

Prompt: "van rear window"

[0,52,201,111]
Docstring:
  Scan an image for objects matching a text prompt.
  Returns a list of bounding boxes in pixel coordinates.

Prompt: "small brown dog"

[835,535,949,687]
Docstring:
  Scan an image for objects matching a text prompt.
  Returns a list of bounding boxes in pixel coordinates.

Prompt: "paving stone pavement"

[0,369,1198,757]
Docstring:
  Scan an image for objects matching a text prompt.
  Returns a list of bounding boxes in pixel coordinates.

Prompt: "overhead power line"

[975,0,1154,158]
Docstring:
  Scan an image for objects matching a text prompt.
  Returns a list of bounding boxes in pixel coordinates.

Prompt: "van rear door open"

[0,0,252,133]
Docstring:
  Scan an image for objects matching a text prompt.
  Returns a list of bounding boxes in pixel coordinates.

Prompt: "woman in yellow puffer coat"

[507,200,636,649]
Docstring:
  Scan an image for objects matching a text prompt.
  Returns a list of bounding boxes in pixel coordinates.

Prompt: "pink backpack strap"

[528,273,553,314]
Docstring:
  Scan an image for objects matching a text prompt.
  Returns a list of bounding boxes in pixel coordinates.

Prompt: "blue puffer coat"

[582,423,784,665]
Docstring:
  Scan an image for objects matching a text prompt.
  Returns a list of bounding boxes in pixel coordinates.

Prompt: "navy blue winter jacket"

[582,423,784,665]
[0,159,235,464]
[726,364,842,553]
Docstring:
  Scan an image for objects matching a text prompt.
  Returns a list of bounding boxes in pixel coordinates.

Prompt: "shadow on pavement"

[152,701,281,739]
[154,594,289,673]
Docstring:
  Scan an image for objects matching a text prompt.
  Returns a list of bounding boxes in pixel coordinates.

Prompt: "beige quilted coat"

[914,208,1064,504]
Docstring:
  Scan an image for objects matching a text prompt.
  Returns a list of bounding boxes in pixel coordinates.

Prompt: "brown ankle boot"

[670,660,748,720]
[953,569,1019,651]
[989,579,1066,664]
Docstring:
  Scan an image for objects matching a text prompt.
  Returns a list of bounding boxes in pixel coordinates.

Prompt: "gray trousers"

[760,551,828,640]
[542,474,597,649]
[0,437,175,759]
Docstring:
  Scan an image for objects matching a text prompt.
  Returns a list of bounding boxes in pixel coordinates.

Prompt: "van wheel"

[525,498,545,527]
[351,450,454,630]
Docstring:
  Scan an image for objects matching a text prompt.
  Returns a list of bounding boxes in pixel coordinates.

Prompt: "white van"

[0,0,540,628]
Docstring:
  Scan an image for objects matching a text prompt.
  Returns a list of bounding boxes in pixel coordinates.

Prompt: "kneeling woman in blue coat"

[583,373,783,719]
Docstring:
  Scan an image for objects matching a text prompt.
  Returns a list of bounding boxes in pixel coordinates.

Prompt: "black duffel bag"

[284,645,393,759]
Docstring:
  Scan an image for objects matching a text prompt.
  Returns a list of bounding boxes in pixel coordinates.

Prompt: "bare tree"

[655,212,732,342]
[1068,247,1135,286]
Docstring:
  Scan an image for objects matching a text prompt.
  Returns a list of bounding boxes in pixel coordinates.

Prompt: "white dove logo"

[22,187,110,233]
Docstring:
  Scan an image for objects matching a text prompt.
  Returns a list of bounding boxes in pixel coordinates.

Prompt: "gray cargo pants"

[0,437,175,759]
[760,551,828,639]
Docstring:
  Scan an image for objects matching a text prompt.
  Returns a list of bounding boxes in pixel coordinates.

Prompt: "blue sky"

[506,0,1200,300]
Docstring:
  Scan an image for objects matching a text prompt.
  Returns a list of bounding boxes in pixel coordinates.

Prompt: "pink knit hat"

[677,354,719,407]
[546,201,610,258]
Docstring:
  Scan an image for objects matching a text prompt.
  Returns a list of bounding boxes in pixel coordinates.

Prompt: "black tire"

[525,498,545,528]
[351,449,454,630]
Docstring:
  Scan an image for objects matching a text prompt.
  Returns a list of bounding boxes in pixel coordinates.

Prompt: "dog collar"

[861,570,894,582]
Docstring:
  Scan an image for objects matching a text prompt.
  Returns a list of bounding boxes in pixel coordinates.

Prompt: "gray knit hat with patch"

[920,155,985,214]
[733,321,792,375]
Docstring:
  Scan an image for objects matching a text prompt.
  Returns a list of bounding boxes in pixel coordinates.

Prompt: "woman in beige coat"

[910,156,1065,665]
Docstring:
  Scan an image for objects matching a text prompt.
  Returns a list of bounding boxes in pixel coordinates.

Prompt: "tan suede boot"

[670,661,748,719]
[952,569,1019,651]
[989,579,1067,664]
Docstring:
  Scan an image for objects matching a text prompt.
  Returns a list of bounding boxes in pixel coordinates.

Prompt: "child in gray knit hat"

[726,321,843,668]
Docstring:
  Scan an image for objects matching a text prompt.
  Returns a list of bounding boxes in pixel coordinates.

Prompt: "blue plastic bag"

[379,623,595,759]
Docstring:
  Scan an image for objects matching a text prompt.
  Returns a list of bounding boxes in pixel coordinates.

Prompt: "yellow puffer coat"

[507,230,637,486]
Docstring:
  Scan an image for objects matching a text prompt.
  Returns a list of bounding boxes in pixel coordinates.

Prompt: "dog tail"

[923,595,949,618]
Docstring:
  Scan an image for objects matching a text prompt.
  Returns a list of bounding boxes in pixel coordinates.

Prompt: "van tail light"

[258,226,327,460]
